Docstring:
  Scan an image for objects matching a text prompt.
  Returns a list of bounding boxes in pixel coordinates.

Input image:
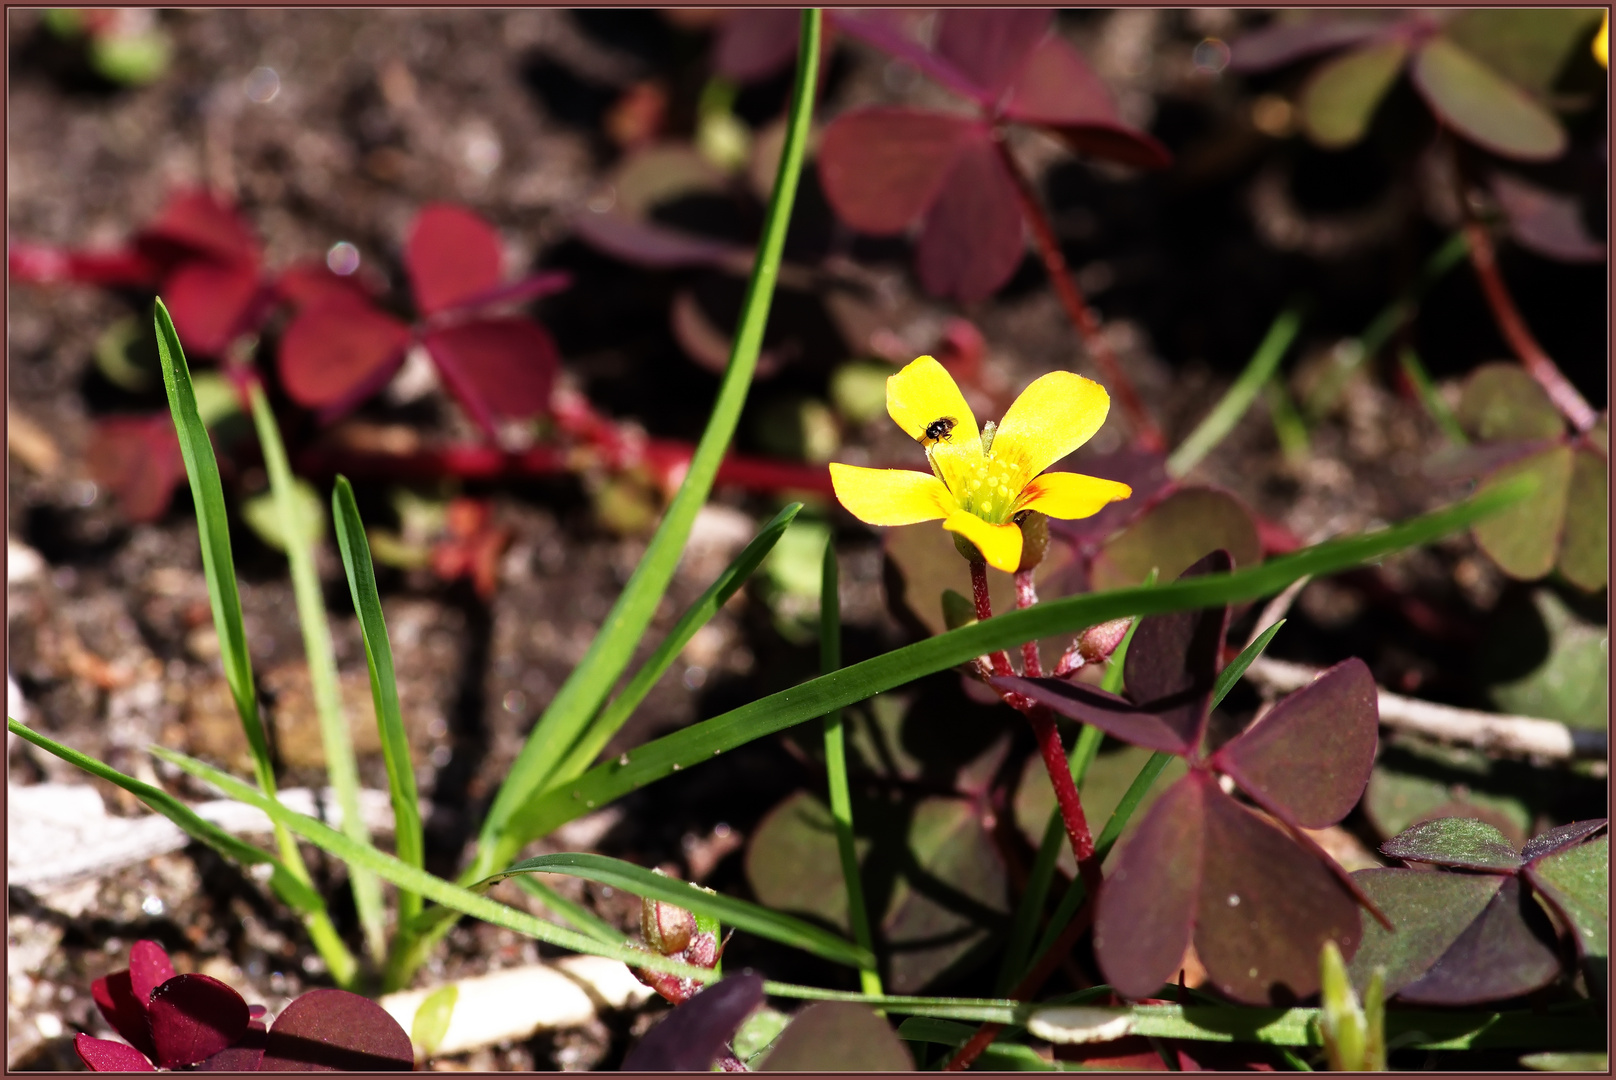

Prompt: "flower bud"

[1077,617,1133,664]
[641,897,696,957]
[1015,511,1049,573]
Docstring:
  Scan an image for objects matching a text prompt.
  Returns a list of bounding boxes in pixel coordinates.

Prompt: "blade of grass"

[1019,617,1292,979]
[511,874,624,946]
[9,718,321,913]
[247,382,386,965]
[487,853,874,970]
[544,503,803,786]
[1167,304,1305,478]
[1023,1003,1602,1051]
[1398,346,1469,446]
[152,299,356,987]
[820,540,882,995]
[995,610,1144,993]
[514,482,1529,841]
[1304,229,1469,420]
[149,745,723,985]
[1265,375,1311,466]
[332,475,425,929]
[473,9,825,879]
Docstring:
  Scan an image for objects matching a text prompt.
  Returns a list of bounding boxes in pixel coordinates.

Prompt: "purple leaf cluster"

[818,9,1171,302]
[1352,817,1609,1004]
[994,551,1382,1004]
[75,940,413,1072]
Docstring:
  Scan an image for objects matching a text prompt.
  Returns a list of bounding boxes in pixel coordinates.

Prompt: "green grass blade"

[487,852,874,970]
[151,300,272,795]
[149,746,721,986]
[511,874,624,945]
[9,717,315,910]
[762,985,1032,1024]
[1398,347,1469,446]
[475,9,824,876]
[1265,376,1311,465]
[514,482,1528,841]
[819,540,882,995]
[151,300,354,985]
[247,384,386,965]
[545,503,803,785]
[1168,305,1304,479]
[332,475,425,927]
[1212,618,1285,710]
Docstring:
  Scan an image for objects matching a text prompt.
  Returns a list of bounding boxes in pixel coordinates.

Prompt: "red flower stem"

[969,558,1015,677]
[1014,568,1042,676]
[991,134,1165,453]
[1461,217,1596,432]
[1027,706,1098,869]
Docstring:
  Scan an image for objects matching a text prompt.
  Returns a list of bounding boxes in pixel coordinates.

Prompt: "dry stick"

[1243,656,1605,762]
[992,135,1165,452]
[1461,217,1597,433]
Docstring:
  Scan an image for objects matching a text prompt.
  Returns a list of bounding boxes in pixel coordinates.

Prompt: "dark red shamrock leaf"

[1490,171,1608,264]
[405,202,504,317]
[422,317,560,435]
[278,294,413,412]
[1348,818,1607,1005]
[712,9,803,83]
[135,190,268,358]
[148,973,251,1069]
[197,1021,267,1072]
[127,939,177,1004]
[622,972,765,1071]
[1228,12,1405,73]
[257,988,414,1071]
[74,1034,157,1072]
[86,414,187,523]
[277,203,565,437]
[819,9,1169,302]
[993,551,1379,1003]
[90,970,159,1061]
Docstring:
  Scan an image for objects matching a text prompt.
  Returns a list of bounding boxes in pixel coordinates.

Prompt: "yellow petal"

[830,463,954,526]
[991,371,1111,490]
[886,355,981,448]
[1014,471,1133,520]
[944,510,1022,573]
[1597,12,1608,68]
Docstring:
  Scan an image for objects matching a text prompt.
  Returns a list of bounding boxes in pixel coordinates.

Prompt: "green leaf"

[1458,363,1566,442]
[545,503,802,785]
[517,483,1532,840]
[474,10,824,877]
[1166,306,1304,479]
[149,745,722,985]
[247,384,385,965]
[1300,40,1409,149]
[1473,445,1573,580]
[511,873,624,945]
[1483,587,1609,729]
[1522,1052,1610,1071]
[487,851,874,970]
[411,984,457,1058]
[1380,817,1522,871]
[241,478,326,554]
[152,299,272,794]
[332,476,425,926]
[758,1003,914,1071]
[7,717,322,914]
[1442,8,1605,96]
[1556,448,1607,591]
[1398,348,1468,446]
[1365,737,1539,845]
[734,1006,793,1066]
[746,790,860,934]
[1412,36,1567,161]
[1525,835,1608,987]
[1213,618,1285,709]
[1090,488,1261,591]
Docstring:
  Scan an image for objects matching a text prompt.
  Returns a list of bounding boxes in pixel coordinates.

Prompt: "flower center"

[956,454,1018,524]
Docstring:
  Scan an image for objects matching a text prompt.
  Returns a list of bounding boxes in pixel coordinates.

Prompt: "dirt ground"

[6,8,1606,1071]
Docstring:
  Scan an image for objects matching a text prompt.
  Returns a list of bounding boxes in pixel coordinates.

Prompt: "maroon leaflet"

[86,415,187,524]
[257,988,415,1071]
[405,203,504,318]
[148,974,250,1069]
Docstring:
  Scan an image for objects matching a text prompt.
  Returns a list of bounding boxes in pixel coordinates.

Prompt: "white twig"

[1243,656,1606,762]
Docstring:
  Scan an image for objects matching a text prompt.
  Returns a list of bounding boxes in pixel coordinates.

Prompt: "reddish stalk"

[1014,568,1042,676]
[992,134,1164,453]
[1461,217,1597,432]
[969,558,1015,678]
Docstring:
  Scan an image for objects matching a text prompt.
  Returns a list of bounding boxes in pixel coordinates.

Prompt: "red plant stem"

[1461,218,1597,432]
[1014,569,1042,676]
[970,558,1015,677]
[1027,707,1097,869]
[991,134,1165,453]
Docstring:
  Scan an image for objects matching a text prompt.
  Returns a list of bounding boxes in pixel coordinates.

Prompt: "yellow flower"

[829,356,1133,573]
[1597,12,1608,69]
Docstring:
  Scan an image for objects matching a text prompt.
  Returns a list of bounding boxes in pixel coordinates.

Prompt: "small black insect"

[922,416,957,444]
